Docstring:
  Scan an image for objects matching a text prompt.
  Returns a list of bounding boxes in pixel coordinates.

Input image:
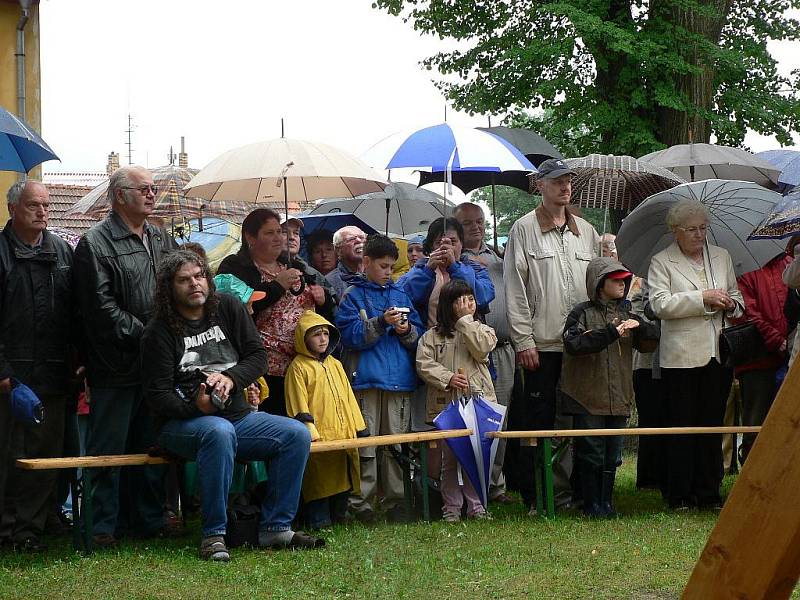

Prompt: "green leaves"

[373,0,800,154]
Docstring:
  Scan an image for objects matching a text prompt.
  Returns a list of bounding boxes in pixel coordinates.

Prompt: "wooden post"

[683,359,800,599]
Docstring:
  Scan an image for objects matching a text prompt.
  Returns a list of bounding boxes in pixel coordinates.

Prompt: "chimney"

[178,136,188,168]
[106,151,120,175]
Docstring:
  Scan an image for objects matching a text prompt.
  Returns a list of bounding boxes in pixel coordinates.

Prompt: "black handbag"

[719,321,768,368]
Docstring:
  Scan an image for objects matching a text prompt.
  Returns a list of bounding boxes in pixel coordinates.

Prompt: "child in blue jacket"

[336,234,424,522]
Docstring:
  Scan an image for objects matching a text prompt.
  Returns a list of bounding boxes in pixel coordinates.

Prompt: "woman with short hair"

[648,199,744,510]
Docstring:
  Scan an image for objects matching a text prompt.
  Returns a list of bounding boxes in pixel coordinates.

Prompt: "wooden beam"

[683,359,800,599]
[310,429,472,453]
[16,454,171,470]
[490,426,761,439]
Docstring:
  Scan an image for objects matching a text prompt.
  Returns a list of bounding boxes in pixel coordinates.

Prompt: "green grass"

[0,459,790,600]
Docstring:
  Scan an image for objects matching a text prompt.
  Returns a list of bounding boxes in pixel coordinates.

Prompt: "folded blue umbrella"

[0,106,59,173]
[9,379,44,425]
[433,393,506,507]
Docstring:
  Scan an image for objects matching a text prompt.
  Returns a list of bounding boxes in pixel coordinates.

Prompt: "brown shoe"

[199,535,230,562]
[92,533,117,548]
[490,492,517,505]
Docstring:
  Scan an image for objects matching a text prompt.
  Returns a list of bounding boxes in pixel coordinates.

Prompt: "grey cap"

[536,158,575,179]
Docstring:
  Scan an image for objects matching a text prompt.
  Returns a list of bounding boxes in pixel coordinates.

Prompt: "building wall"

[0,1,41,222]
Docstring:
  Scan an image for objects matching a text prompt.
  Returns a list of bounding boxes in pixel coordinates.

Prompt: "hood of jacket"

[586,256,632,303]
[294,310,340,360]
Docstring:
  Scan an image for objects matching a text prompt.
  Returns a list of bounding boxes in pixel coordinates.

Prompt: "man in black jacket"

[73,166,178,546]
[0,180,77,551]
[142,250,322,561]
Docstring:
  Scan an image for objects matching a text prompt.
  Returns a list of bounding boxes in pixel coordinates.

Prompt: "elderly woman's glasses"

[677,225,709,235]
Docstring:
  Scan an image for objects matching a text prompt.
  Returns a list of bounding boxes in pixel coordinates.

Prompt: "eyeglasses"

[343,235,366,244]
[121,185,159,195]
[677,225,709,235]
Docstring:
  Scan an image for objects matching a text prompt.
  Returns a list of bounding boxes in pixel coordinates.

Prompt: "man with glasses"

[0,180,77,552]
[326,226,367,300]
[73,166,178,547]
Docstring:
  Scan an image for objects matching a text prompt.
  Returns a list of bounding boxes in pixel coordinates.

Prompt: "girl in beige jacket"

[416,280,497,521]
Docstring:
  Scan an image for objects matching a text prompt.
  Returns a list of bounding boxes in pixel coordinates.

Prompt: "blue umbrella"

[296,213,377,237]
[757,149,800,191]
[362,123,535,205]
[433,394,506,507]
[0,106,59,173]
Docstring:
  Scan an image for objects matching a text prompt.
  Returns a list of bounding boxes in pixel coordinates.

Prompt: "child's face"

[601,277,627,300]
[407,243,425,264]
[363,255,396,286]
[305,326,330,356]
[452,293,476,319]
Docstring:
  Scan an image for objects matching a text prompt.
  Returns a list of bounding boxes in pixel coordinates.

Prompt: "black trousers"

[633,369,667,490]
[662,360,732,507]
[1,394,66,541]
[738,368,778,463]
[509,352,562,507]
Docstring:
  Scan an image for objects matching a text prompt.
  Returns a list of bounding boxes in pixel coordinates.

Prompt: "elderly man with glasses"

[73,166,178,547]
[325,226,367,301]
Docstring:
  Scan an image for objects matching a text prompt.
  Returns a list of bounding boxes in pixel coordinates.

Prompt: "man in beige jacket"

[503,159,601,514]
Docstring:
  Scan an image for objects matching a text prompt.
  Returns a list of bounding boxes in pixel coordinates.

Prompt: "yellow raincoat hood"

[294,310,340,360]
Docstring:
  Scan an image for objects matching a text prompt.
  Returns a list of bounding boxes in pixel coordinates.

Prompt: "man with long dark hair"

[142,250,323,561]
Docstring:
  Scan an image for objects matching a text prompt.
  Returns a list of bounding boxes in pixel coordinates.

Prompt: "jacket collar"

[535,204,580,236]
[2,222,57,261]
[664,241,722,290]
[107,211,160,242]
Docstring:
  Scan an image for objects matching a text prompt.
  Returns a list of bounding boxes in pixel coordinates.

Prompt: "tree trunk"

[653,0,732,146]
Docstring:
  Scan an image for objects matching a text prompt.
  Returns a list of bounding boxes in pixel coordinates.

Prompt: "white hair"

[6,179,46,206]
[107,165,148,207]
[332,226,365,248]
[666,199,710,231]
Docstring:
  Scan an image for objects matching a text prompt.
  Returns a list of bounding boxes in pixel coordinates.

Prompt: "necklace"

[253,259,283,280]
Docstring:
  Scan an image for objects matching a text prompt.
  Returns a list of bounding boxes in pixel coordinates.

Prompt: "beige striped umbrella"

[66,164,254,223]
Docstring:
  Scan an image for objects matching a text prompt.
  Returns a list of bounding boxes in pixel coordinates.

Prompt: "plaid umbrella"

[66,164,254,223]
[749,188,800,240]
[532,154,686,212]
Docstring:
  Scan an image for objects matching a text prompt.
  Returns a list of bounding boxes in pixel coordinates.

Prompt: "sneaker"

[442,512,461,523]
[470,511,493,520]
[199,535,230,562]
[527,506,538,517]
[259,529,325,550]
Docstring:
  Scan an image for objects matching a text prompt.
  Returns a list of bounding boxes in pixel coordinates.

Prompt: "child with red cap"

[560,257,659,518]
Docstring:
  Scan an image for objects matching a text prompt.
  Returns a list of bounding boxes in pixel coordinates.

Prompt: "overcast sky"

[39,0,799,189]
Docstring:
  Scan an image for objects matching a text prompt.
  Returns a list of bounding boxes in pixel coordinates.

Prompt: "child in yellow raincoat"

[285,311,368,529]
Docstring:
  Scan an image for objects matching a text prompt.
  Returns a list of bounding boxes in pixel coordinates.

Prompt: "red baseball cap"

[605,270,632,280]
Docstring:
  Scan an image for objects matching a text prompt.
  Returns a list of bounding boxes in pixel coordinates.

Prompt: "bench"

[15,428,471,552]
[489,426,762,518]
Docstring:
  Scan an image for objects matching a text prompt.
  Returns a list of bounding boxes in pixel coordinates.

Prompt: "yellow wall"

[0,1,41,222]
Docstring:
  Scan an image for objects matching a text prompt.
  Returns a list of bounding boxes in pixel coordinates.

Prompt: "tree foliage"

[374,0,800,157]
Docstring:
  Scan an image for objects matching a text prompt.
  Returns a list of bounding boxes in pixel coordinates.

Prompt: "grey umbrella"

[616,179,785,278]
[308,182,455,237]
[639,143,780,190]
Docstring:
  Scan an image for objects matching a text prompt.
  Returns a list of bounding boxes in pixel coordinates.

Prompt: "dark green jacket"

[560,257,658,416]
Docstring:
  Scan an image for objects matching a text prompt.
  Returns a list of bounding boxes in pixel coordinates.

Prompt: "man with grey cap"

[503,158,600,515]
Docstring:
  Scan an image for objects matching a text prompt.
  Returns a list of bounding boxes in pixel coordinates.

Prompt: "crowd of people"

[1,159,797,562]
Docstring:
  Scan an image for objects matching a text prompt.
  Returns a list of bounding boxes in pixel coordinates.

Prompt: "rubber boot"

[580,464,604,518]
[601,469,617,518]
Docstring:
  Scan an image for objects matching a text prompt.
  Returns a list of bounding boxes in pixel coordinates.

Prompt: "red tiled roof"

[46,184,100,237]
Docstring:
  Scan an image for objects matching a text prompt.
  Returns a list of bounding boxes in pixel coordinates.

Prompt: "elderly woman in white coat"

[648,199,744,510]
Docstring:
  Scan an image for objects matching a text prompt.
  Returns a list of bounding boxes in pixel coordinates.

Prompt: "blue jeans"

[157,412,311,537]
[86,385,165,536]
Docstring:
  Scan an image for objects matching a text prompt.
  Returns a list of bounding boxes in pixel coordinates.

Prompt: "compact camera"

[392,306,411,325]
